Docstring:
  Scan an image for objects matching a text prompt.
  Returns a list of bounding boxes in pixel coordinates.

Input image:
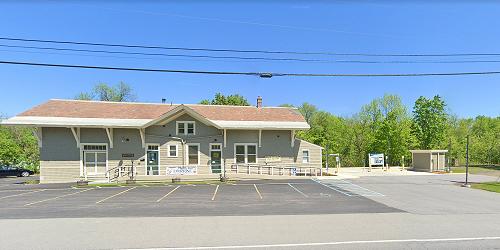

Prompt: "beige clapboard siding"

[40,161,80,183]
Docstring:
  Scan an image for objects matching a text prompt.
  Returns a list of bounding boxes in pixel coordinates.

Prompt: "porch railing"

[229,164,323,177]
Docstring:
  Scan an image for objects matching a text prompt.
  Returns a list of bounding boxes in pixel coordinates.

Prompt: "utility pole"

[463,135,470,187]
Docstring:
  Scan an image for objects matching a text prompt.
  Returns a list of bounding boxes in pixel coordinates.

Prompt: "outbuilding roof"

[2,99,309,129]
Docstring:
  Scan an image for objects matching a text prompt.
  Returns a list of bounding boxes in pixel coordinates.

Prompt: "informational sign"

[166,166,198,175]
[121,153,135,158]
[265,156,282,163]
[369,153,385,167]
[290,167,297,176]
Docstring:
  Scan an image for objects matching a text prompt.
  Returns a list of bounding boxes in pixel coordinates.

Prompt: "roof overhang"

[211,120,310,130]
[410,150,448,154]
[0,116,149,128]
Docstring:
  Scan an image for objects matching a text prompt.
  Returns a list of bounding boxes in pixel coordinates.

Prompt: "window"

[302,150,310,163]
[83,145,107,151]
[167,145,178,157]
[234,144,257,164]
[187,144,200,165]
[177,121,195,135]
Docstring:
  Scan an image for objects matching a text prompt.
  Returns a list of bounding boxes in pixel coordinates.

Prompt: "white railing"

[229,164,323,177]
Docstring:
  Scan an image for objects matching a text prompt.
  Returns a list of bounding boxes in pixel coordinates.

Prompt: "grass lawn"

[472,182,500,193]
[451,166,500,176]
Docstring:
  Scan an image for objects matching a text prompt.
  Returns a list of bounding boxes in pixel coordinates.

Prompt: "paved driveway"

[347,174,500,215]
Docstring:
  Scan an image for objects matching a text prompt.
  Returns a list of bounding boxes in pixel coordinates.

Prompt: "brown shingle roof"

[19,100,175,119]
[187,105,305,122]
[19,99,306,122]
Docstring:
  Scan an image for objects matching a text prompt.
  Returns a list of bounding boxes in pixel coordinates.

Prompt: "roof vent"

[257,96,263,108]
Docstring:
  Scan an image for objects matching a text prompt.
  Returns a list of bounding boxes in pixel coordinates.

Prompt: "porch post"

[290,130,295,148]
[258,130,262,147]
[223,129,227,148]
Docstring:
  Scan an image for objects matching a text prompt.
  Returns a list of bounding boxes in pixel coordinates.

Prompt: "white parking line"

[96,187,137,204]
[211,185,219,201]
[123,236,500,249]
[288,183,308,198]
[24,188,93,206]
[156,186,180,202]
[0,189,45,200]
[253,184,263,199]
[312,179,353,196]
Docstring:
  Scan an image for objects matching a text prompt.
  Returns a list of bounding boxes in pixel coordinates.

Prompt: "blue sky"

[0,1,499,118]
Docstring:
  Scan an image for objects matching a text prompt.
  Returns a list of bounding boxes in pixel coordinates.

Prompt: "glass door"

[210,144,222,174]
[147,145,159,175]
[84,152,107,175]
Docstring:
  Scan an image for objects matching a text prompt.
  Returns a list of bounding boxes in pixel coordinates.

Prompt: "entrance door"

[84,151,107,175]
[146,145,160,175]
[210,144,222,174]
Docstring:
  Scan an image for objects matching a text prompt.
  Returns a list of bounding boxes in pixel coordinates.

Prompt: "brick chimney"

[256,96,263,108]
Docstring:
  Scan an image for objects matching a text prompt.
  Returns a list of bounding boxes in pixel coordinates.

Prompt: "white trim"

[2,116,149,128]
[302,149,310,164]
[185,143,201,166]
[296,139,324,149]
[410,150,448,153]
[70,127,80,148]
[2,116,309,130]
[105,128,113,148]
[209,143,223,174]
[144,105,221,129]
[223,129,227,148]
[211,120,310,130]
[176,121,196,136]
[234,143,258,164]
[291,130,295,148]
[145,144,161,176]
[167,144,179,158]
[139,128,145,148]
[258,130,262,147]
[80,143,108,179]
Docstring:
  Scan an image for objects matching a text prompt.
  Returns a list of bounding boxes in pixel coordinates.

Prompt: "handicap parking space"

[0,179,400,219]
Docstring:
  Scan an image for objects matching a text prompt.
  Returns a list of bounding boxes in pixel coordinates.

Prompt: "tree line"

[287,95,499,167]
[0,83,498,171]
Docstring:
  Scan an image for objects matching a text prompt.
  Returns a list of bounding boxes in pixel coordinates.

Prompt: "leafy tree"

[75,82,136,102]
[360,94,414,166]
[297,103,318,124]
[412,95,448,149]
[0,121,39,172]
[200,93,250,106]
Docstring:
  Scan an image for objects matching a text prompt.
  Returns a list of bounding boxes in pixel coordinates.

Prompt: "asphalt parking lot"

[0,178,400,219]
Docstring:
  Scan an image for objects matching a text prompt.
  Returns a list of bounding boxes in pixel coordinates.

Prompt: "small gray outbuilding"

[410,150,448,172]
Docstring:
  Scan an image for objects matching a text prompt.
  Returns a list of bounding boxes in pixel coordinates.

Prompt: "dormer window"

[176,121,195,135]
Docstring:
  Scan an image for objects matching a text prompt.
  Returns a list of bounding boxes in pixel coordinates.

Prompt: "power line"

[4,44,500,64]
[0,44,332,63]
[2,36,500,58]
[2,60,500,77]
